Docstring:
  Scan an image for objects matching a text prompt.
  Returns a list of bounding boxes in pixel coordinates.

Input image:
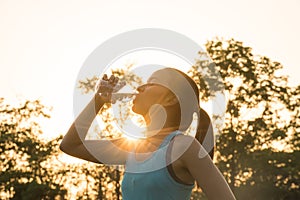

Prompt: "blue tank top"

[121,131,194,200]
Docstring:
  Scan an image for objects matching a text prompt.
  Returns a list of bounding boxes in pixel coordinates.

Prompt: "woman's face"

[132,77,173,116]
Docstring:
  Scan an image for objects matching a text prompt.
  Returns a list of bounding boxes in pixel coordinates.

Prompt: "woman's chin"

[131,105,139,114]
[132,105,146,116]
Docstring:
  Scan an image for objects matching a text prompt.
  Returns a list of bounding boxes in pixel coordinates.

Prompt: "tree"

[189,38,299,199]
[0,98,67,199]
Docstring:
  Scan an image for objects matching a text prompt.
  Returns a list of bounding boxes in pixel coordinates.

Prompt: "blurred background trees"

[196,38,299,199]
[1,38,299,199]
[0,99,66,199]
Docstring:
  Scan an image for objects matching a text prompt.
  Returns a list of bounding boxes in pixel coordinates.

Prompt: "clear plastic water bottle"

[96,79,137,103]
[111,93,138,103]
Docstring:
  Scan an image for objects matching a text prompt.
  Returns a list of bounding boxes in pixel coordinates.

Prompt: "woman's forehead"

[146,68,199,110]
[147,75,160,83]
[147,69,173,83]
[147,69,183,86]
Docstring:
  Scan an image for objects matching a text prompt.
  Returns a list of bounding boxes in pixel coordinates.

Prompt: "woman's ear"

[163,94,178,107]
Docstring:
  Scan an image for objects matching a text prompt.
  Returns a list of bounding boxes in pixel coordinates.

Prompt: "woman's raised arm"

[60,75,130,165]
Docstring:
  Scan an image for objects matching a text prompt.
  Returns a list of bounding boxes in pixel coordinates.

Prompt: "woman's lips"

[133,93,140,103]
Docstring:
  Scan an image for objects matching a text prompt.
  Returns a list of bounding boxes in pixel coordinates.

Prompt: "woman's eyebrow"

[147,77,159,82]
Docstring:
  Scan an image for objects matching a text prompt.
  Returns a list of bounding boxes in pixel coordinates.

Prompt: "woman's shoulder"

[170,134,202,160]
[173,134,200,148]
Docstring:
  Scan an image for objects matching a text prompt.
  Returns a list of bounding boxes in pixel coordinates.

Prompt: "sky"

[1,0,299,139]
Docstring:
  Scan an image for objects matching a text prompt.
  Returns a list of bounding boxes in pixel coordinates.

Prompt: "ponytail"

[195,108,214,159]
[161,68,215,159]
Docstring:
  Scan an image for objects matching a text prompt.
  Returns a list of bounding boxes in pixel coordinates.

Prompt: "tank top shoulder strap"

[158,130,182,150]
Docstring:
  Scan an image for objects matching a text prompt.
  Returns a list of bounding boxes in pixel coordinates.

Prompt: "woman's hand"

[95,74,119,103]
[60,73,129,164]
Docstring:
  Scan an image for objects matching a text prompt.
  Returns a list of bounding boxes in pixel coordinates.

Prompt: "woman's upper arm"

[60,137,132,165]
[177,136,236,200]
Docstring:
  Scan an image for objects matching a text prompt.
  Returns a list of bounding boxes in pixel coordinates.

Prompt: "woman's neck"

[144,126,179,141]
[144,104,179,136]
[135,126,178,155]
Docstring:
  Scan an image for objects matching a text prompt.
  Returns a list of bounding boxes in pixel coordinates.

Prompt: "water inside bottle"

[95,77,138,103]
[111,93,138,103]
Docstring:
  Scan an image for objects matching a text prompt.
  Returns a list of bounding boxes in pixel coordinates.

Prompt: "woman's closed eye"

[137,83,157,92]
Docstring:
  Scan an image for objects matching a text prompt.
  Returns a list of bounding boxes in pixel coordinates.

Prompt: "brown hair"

[170,68,214,159]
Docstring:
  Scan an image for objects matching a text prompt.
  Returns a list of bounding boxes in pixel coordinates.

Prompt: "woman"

[60,68,236,200]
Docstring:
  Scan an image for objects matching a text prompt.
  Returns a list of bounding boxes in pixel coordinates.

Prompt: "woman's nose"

[137,85,145,93]
[137,84,150,93]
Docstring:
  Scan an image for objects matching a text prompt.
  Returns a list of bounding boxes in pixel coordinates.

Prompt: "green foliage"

[53,160,123,200]
[0,99,67,199]
[193,38,300,199]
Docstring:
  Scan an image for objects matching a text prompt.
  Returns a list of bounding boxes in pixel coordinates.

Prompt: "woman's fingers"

[109,75,114,82]
[102,74,118,85]
[108,75,119,85]
[113,76,119,86]
[102,74,119,87]
[102,74,108,81]
[98,74,121,102]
